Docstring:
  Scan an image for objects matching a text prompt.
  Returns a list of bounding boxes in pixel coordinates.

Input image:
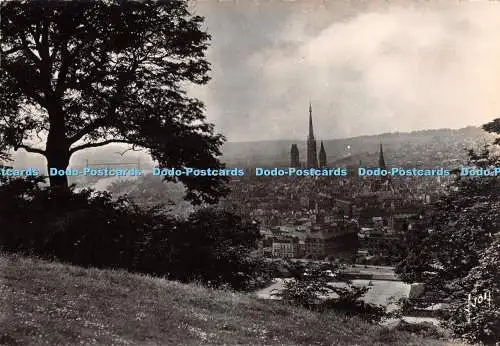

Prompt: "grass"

[0,253,465,345]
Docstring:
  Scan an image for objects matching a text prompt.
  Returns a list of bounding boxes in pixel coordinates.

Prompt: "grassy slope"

[0,254,462,346]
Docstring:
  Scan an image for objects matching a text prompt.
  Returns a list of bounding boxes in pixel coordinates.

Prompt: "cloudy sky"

[187,0,500,142]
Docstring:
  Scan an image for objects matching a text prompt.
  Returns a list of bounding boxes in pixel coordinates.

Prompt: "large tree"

[0,0,228,204]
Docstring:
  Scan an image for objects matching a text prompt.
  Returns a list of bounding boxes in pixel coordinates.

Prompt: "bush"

[151,207,266,290]
[272,262,386,322]
[395,121,500,344]
[0,176,162,268]
[444,239,500,344]
[0,176,263,290]
[318,298,386,323]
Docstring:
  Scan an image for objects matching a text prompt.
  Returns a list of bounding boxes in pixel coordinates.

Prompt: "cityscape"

[222,103,453,265]
[1,0,498,345]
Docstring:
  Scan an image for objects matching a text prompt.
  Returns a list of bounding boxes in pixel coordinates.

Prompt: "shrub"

[272,262,386,322]
[0,177,263,290]
[444,238,500,344]
[159,207,264,290]
[396,120,500,344]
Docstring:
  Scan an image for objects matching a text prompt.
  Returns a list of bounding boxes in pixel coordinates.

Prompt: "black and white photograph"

[0,0,499,345]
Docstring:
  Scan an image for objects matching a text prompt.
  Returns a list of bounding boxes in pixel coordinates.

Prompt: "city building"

[272,236,299,258]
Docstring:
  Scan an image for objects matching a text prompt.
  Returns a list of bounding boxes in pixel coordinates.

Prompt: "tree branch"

[68,117,108,144]
[69,139,139,154]
[2,61,46,107]
[2,46,22,55]
[115,144,141,156]
[55,42,86,97]
[27,25,44,60]
[19,34,41,66]
[68,66,137,144]
[16,144,46,156]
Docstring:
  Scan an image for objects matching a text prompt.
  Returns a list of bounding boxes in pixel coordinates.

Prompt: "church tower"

[319,141,327,168]
[378,142,391,188]
[378,143,386,170]
[306,102,318,168]
[290,144,300,168]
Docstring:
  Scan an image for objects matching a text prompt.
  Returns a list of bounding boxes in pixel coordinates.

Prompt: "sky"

[187,0,500,142]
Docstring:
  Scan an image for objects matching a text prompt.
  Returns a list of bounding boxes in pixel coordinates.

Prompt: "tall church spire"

[306,102,318,168]
[378,142,386,170]
[319,141,327,168]
[308,101,314,138]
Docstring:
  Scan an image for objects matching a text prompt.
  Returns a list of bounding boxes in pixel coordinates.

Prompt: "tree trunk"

[46,147,70,190]
[45,106,70,190]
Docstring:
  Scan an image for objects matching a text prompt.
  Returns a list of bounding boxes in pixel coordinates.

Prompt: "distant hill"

[0,254,460,345]
[221,126,495,168]
[8,126,495,171]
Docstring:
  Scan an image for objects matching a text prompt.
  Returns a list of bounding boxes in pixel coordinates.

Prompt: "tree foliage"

[446,239,500,344]
[1,0,227,204]
[272,262,385,322]
[0,177,262,290]
[396,118,500,343]
[160,208,266,290]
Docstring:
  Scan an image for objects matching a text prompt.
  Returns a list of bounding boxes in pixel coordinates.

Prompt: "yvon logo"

[464,290,492,323]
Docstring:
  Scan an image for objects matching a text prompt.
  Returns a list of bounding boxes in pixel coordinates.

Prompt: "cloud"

[193,1,500,141]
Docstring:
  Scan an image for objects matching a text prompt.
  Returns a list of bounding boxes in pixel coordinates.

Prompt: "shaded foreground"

[0,254,463,345]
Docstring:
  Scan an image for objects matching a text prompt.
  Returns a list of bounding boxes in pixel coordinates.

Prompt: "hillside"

[221,126,495,167]
[9,126,495,174]
[0,254,465,346]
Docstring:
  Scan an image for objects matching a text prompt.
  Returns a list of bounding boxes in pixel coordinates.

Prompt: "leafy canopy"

[1,0,228,203]
[396,118,500,343]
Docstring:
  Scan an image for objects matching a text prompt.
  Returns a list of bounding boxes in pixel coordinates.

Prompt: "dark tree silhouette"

[483,118,500,145]
[396,118,500,343]
[1,0,228,204]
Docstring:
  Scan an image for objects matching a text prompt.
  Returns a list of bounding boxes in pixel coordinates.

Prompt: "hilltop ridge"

[8,126,493,173]
[221,126,494,167]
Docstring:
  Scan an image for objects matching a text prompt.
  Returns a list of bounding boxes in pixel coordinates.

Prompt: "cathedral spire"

[319,141,327,168]
[308,101,314,139]
[306,102,318,168]
[378,142,386,170]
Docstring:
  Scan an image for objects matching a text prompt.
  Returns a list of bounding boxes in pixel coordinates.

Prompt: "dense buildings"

[224,169,441,263]
[223,102,453,264]
[225,159,446,263]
